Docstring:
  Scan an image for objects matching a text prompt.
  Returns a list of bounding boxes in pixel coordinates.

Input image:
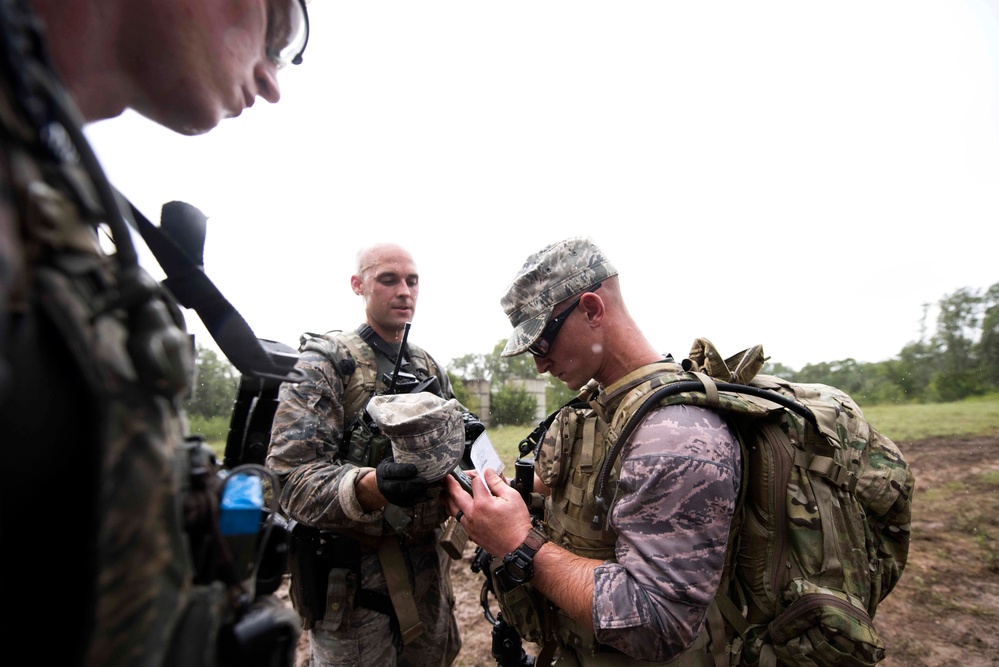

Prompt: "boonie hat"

[500,236,618,357]
[366,393,464,483]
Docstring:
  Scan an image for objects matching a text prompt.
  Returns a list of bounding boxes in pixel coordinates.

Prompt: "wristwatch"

[497,526,548,591]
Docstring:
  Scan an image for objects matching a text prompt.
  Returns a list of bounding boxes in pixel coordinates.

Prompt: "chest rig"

[494,362,717,665]
[537,361,687,558]
[290,328,452,645]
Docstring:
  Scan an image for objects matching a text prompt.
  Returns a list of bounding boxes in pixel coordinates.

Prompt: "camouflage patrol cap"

[500,236,618,357]
[366,392,464,483]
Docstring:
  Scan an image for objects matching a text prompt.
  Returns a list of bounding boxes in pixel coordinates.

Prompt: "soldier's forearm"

[532,543,598,632]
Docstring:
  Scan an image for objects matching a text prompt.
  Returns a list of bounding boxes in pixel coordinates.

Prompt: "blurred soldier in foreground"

[0,0,309,664]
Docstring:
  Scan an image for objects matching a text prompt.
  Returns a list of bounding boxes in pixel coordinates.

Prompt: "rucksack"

[595,338,913,667]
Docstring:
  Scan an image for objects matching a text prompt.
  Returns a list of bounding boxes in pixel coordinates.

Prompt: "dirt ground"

[281,435,999,666]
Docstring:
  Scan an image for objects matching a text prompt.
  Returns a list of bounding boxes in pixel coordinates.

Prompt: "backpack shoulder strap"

[299,330,378,417]
[403,341,435,375]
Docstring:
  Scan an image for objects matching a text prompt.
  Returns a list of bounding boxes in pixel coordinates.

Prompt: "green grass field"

[485,394,999,469]
[862,394,999,443]
[200,394,999,466]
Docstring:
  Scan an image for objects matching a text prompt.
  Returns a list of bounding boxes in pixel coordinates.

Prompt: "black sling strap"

[122,195,303,384]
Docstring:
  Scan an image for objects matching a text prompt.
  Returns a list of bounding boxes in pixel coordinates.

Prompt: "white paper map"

[469,431,504,496]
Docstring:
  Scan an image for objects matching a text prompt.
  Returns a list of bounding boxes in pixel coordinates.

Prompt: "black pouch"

[288,525,360,629]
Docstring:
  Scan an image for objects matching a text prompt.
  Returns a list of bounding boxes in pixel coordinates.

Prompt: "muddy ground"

[281,435,999,666]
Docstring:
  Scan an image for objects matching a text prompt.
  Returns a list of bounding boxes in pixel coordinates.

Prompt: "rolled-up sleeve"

[266,351,383,530]
[591,404,741,661]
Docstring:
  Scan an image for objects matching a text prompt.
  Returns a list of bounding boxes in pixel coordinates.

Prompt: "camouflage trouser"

[309,540,461,667]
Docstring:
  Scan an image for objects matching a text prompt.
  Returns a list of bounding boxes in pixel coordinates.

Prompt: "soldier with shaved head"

[267,242,466,666]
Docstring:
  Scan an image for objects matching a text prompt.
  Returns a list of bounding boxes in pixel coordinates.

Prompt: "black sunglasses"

[528,282,601,358]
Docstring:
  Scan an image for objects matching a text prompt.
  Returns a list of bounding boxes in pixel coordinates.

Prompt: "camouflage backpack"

[596,338,914,667]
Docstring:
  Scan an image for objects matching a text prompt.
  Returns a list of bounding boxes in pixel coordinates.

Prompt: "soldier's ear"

[350,275,363,295]
[579,292,604,325]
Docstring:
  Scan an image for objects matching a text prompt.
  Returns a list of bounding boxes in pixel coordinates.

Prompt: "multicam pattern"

[769,579,885,666]
[499,236,618,357]
[673,341,913,666]
[266,332,461,666]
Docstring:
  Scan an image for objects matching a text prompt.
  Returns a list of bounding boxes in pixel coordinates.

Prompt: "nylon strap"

[339,332,378,394]
[759,643,778,667]
[690,371,720,407]
[536,641,558,666]
[377,536,424,644]
[714,592,749,638]
[704,600,729,667]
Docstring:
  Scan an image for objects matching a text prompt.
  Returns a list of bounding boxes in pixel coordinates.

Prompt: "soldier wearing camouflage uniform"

[443,237,742,665]
[266,243,463,667]
[0,0,307,665]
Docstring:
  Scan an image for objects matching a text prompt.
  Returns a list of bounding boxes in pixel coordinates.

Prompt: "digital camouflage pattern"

[308,539,459,667]
[266,330,461,666]
[591,403,740,662]
[266,332,453,540]
[0,15,199,665]
[499,236,618,357]
[367,392,465,484]
[495,360,742,665]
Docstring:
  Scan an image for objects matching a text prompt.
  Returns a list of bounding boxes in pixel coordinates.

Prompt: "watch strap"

[519,526,548,556]
[496,526,548,592]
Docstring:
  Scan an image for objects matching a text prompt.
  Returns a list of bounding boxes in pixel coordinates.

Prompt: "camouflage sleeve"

[591,404,741,661]
[266,350,380,530]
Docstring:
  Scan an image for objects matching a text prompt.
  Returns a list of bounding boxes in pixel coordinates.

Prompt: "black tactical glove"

[375,461,430,507]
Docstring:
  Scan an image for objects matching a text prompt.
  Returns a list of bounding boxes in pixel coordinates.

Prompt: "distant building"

[460,378,547,427]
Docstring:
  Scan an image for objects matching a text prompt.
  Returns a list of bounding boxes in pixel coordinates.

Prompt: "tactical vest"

[291,329,455,644]
[492,361,714,666]
[301,328,444,435]
[308,329,450,540]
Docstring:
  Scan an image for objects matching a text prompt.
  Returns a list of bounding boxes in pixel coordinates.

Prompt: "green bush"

[449,371,482,414]
[188,414,231,448]
[490,383,537,427]
[927,369,986,403]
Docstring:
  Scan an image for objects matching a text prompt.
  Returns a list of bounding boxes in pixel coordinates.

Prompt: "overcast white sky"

[85,1,999,373]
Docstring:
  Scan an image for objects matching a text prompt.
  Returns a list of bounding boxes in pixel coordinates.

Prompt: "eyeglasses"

[266,0,310,69]
[527,282,601,358]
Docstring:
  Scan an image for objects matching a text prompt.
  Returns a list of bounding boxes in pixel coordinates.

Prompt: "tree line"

[186,282,999,429]
[766,282,999,405]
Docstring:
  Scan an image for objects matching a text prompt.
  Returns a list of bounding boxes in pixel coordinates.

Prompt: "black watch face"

[504,552,534,584]
[505,555,531,583]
